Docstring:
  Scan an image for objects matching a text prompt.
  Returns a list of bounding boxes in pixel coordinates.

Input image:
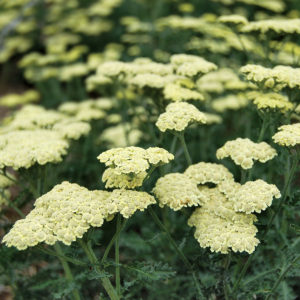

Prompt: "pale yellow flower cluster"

[156,102,207,132]
[241,19,300,35]
[1,104,92,139]
[102,168,147,189]
[219,179,281,214]
[203,113,222,125]
[153,173,205,210]
[0,90,39,107]
[218,14,248,26]
[3,181,155,250]
[184,162,233,185]
[4,105,64,130]
[58,99,109,122]
[3,182,110,249]
[59,63,89,82]
[100,123,143,147]
[0,130,69,170]
[188,206,259,254]
[98,146,173,189]
[185,158,281,254]
[0,173,14,208]
[272,123,300,147]
[240,64,300,91]
[197,68,253,94]
[247,91,293,112]
[163,83,204,102]
[52,120,91,140]
[98,146,173,174]
[171,54,217,77]
[212,0,285,13]
[212,94,249,112]
[108,189,156,218]
[216,138,277,169]
[129,74,180,89]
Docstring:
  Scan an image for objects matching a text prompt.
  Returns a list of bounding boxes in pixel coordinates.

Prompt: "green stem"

[148,206,204,299]
[266,254,300,300]
[115,214,121,296]
[223,253,231,300]
[79,240,119,300]
[54,243,81,300]
[177,132,192,166]
[257,115,268,142]
[142,165,157,185]
[240,169,247,184]
[102,219,127,264]
[232,255,253,295]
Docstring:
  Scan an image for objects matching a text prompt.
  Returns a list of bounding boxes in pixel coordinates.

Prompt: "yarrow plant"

[1,0,300,299]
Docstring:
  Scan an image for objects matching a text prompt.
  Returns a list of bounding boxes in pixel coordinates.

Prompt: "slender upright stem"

[177,132,192,166]
[54,243,81,300]
[240,169,247,184]
[102,219,127,264]
[257,115,268,142]
[115,214,122,296]
[223,253,231,300]
[79,240,119,300]
[148,207,204,299]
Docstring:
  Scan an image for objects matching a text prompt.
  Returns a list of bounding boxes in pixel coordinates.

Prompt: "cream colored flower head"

[0,130,69,170]
[212,94,248,112]
[163,83,204,102]
[203,113,222,125]
[2,182,114,250]
[247,91,293,112]
[0,90,39,107]
[52,120,91,140]
[100,123,143,147]
[156,102,207,132]
[107,189,156,218]
[6,105,64,131]
[240,64,300,91]
[171,54,217,77]
[59,99,110,121]
[98,146,174,174]
[220,179,281,214]
[86,74,113,90]
[241,19,300,35]
[218,15,248,26]
[216,138,277,169]
[97,61,128,77]
[188,208,259,254]
[102,168,147,189]
[196,187,257,223]
[129,73,180,89]
[272,123,300,147]
[153,173,206,210]
[184,162,233,185]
